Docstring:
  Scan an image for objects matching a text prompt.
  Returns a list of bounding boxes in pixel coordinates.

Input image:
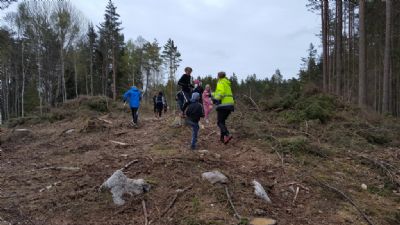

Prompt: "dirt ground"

[0,101,399,225]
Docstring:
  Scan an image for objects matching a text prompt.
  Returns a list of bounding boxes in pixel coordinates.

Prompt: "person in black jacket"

[192,79,204,104]
[185,92,204,150]
[177,67,194,114]
[152,94,158,117]
[155,92,165,118]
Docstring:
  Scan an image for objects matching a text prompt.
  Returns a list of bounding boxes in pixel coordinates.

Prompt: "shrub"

[304,101,331,123]
[86,98,109,112]
[357,128,392,145]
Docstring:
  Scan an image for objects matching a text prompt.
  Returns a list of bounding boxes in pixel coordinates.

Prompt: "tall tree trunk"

[74,52,78,98]
[335,0,343,96]
[102,59,106,96]
[347,1,354,102]
[382,0,391,113]
[90,50,94,96]
[322,0,329,92]
[146,69,150,99]
[358,0,367,108]
[60,45,66,102]
[112,47,117,100]
[21,42,25,118]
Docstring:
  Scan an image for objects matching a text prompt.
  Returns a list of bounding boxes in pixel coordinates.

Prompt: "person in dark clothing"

[155,92,165,118]
[152,94,158,117]
[192,79,204,104]
[177,67,194,114]
[185,92,204,150]
[163,99,168,113]
[123,86,142,126]
[212,71,235,144]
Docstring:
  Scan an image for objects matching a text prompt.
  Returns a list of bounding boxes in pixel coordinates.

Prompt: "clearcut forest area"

[1,0,400,225]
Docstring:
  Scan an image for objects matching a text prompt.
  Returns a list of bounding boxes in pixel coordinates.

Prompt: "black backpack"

[156,95,163,104]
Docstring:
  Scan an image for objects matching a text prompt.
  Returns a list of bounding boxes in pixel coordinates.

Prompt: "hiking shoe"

[223,135,233,144]
[190,145,196,150]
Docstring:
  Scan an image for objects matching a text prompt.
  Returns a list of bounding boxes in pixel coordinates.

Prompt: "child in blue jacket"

[185,92,204,150]
[123,86,142,126]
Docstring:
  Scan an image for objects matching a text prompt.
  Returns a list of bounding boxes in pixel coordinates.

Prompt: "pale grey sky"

[3,0,321,80]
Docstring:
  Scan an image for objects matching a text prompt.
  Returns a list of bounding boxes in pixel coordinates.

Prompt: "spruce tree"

[98,0,124,100]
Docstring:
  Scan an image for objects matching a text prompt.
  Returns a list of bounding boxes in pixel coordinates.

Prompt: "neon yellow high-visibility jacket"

[213,77,235,107]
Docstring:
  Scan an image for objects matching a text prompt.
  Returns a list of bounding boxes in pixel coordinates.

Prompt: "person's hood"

[130,86,139,92]
[191,92,200,102]
[219,77,231,86]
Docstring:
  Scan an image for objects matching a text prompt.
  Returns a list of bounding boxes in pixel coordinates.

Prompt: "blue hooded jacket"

[123,86,142,108]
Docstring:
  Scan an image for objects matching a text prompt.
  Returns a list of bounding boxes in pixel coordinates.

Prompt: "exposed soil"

[0,100,399,225]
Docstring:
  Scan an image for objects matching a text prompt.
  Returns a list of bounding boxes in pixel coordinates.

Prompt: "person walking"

[152,93,158,117]
[155,91,165,118]
[202,84,213,123]
[193,79,204,104]
[177,67,194,114]
[123,85,142,127]
[212,72,234,144]
[185,92,204,150]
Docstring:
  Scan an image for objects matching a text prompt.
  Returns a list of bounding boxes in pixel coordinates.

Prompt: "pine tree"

[142,39,162,97]
[162,38,182,109]
[382,0,391,113]
[87,23,97,96]
[358,0,366,108]
[98,0,123,100]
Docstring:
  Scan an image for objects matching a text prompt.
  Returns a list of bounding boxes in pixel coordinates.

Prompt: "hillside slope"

[0,96,399,225]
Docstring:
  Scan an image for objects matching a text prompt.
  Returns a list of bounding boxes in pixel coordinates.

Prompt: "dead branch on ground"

[121,160,139,171]
[149,184,193,224]
[224,185,241,220]
[312,176,376,225]
[142,200,149,225]
[358,155,400,187]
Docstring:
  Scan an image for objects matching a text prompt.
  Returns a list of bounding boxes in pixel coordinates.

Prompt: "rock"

[65,129,75,134]
[252,180,272,203]
[100,170,150,206]
[361,183,367,190]
[249,218,277,225]
[202,171,228,184]
[254,208,267,216]
[15,128,30,132]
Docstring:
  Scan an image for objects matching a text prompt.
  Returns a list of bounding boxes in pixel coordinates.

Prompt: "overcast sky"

[3,0,320,80]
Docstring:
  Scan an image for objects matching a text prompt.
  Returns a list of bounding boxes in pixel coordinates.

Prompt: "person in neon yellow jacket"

[212,71,234,144]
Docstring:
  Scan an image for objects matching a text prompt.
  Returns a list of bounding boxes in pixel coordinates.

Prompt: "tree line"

[0,0,182,122]
[306,0,400,116]
[1,0,400,123]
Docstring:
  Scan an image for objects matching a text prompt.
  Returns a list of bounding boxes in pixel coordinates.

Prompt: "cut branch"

[150,184,193,224]
[224,185,241,220]
[313,177,375,225]
[242,95,261,112]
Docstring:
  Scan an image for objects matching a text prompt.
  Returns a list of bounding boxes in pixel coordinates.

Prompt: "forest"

[1,1,400,225]
[1,0,400,122]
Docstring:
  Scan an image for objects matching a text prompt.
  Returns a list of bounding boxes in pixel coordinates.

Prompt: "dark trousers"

[177,91,191,112]
[217,108,232,139]
[156,103,163,117]
[131,107,139,124]
[186,120,199,148]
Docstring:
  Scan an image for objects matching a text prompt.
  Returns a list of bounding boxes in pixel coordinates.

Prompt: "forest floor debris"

[0,98,399,224]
